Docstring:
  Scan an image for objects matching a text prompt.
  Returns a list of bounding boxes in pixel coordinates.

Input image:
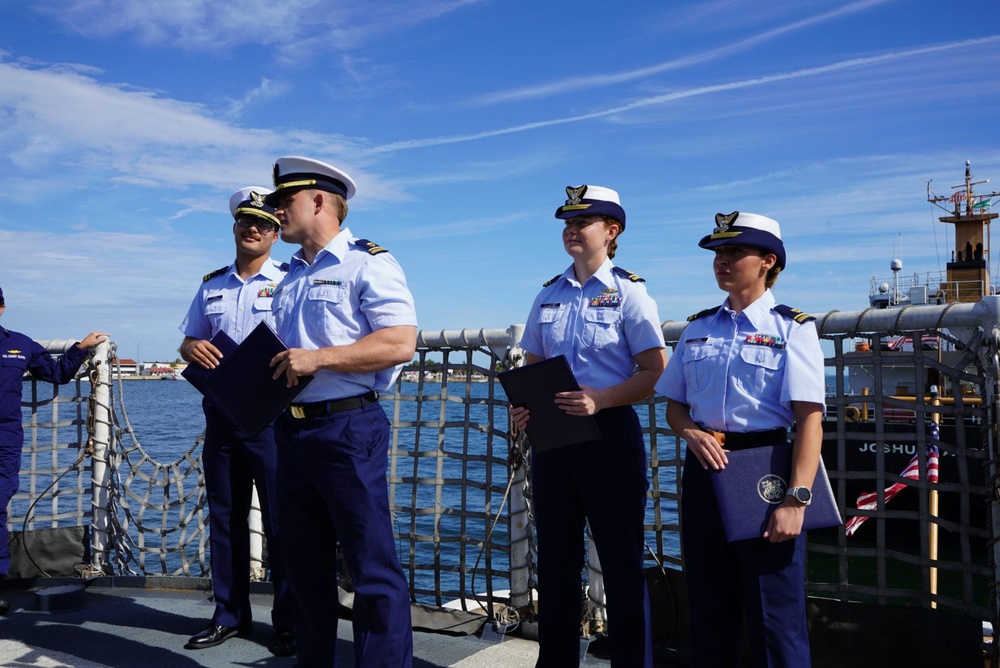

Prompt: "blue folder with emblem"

[185,322,312,437]
[497,355,602,452]
[710,442,842,542]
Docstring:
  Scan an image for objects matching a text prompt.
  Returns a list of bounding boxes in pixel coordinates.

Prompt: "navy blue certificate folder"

[180,330,238,394]
[498,355,602,452]
[710,442,842,542]
[192,322,312,437]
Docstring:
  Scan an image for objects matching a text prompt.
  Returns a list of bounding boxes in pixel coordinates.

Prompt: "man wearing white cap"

[266,156,417,667]
[658,211,825,666]
[178,187,295,655]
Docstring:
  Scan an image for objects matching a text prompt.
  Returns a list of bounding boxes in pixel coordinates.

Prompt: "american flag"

[844,420,940,536]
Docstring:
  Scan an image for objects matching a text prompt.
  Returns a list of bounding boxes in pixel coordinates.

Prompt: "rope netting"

[10,301,1000,647]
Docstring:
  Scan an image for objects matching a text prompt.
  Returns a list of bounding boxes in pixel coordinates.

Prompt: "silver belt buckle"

[289,405,306,419]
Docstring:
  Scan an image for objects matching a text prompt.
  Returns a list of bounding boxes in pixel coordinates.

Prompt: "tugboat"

[829,161,998,547]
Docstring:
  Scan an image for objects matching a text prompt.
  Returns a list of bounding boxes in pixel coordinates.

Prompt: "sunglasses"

[235,218,279,234]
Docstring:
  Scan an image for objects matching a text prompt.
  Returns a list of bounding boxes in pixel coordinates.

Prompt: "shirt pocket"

[306,284,348,331]
[582,307,621,349]
[735,344,786,398]
[252,297,273,313]
[0,352,28,374]
[204,291,227,328]
[683,340,718,392]
[537,304,566,352]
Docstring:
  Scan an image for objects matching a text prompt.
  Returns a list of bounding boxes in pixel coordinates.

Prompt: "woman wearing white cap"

[510,185,665,668]
[658,212,825,666]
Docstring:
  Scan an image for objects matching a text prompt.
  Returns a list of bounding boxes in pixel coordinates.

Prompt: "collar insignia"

[714,211,739,234]
[566,185,588,205]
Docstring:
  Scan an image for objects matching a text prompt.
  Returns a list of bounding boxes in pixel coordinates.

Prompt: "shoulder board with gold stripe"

[202,266,227,282]
[687,306,721,322]
[542,274,561,287]
[353,239,388,255]
[612,266,645,283]
[773,304,815,323]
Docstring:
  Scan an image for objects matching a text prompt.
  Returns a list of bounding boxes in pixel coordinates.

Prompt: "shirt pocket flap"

[739,345,785,370]
[307,285,346,303]
[583,308,621,325]
[253,297,273,311]
[538,305,565,323]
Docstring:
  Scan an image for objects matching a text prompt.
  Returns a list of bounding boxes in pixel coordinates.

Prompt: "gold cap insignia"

[565,185,588,205]
[714,211,739,234]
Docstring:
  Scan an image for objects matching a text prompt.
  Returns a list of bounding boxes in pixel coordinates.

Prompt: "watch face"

[795,487,812,503]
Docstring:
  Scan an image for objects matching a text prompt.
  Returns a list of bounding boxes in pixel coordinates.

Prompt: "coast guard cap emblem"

[250,191,266,208]
[566,185,587,205]
[757,474,787,504]
[714,211,739,234]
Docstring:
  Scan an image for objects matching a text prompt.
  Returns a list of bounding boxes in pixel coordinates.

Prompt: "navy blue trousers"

[276,400,412,668]
[681,447,811,667]
[531,405,652,668]
[203,402,293,630]
[0,441,21,576]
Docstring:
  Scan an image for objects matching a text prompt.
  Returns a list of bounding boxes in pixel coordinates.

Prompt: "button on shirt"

[656,289,825,432]
[520,259,665,389]
[180,259,287,345]
[272,227,417,403]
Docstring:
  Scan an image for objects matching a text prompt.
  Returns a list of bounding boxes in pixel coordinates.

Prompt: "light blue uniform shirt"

[656,289,825,432]
[180,258,287,344]
[272,227,417,403]
[520,259,665,389]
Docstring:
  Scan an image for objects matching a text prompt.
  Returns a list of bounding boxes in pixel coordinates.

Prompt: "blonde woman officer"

[510,185,665,668]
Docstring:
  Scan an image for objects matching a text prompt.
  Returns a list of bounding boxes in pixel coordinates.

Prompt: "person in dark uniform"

[178,187,296,655]
[658,212,825,667]
[509,185,666,668]
[266,156,418,667]
[0,286,107,612]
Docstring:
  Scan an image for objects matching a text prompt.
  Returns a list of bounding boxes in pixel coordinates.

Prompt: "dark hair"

[756,248,781,288]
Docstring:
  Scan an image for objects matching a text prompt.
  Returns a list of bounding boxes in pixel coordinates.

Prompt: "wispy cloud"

[0,58,400,203]
[225,77,289,117]
[367,36,1000,154]
[463,0,894,106]
[32,0,486,56]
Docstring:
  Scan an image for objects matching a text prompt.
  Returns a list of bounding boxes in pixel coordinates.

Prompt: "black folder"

[180,329,239,394]
[498,355,602,452]
[196,322,312,437]
[710,442,842,542]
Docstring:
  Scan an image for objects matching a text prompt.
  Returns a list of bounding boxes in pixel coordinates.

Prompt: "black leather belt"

[713,428,788,450]
[288,390,379,419]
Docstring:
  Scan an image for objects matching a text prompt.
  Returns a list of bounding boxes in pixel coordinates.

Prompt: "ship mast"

[927,161,1000,303]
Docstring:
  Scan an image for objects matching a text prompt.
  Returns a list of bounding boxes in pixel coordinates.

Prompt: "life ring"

[845,406,861,422]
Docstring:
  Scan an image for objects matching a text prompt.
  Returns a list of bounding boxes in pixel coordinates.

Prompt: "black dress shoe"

[269,628,297,656]
[184,623,253,650]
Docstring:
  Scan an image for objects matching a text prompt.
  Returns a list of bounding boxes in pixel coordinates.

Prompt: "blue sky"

[1,0,998,362]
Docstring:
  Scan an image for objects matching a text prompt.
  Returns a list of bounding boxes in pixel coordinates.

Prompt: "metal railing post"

[89,340,113,574]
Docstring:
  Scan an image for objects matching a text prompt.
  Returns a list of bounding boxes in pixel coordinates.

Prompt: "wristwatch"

[787,486,812,505]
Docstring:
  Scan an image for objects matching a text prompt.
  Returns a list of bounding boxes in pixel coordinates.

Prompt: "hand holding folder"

[182,322,312,437]
[710,442,842,542]
[498,355,601,452]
